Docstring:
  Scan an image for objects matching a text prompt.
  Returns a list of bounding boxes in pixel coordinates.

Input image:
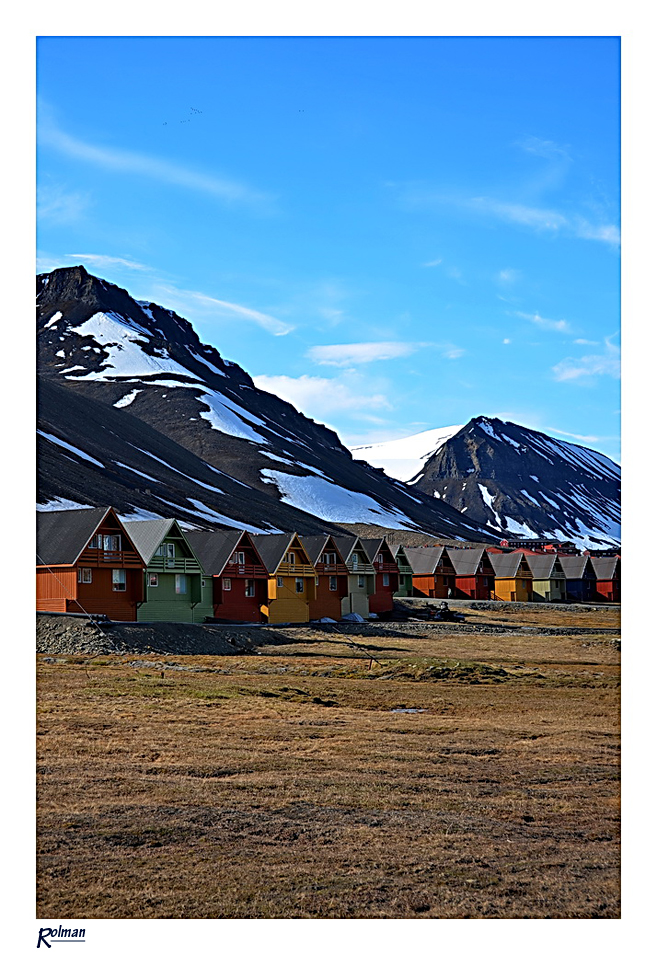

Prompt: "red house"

[360,538,399,615]
[406,546,456,599]
[591,555,621,603]
[184,529,269,622]
[300,534,349,620]
[446,546,495,600]
[36,506,144,620]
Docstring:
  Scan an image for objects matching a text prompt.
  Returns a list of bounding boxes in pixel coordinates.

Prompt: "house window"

[443,576,449,585]
[295,577,304,593]
[325,552,336,564]
[167,544,175,559]
[352,555,359,569]
[88,534,102,549]
[201,578,206,587]
[383,573,390,587]
[149,574,158,587]
[237,551,245,564]
[277,576,283,588]
[175,575,187,594]
[103,534,121,552]
[223,578,232,591]
[78,568,92,584]
[245,580,255,597]
[288,552,295,565]
[156,544,166,557]
[358,575,365,588]
[329,576,337,591]
[112,569,126,592]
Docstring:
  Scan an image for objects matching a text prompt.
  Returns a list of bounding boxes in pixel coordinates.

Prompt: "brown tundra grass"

[37,607,620,919]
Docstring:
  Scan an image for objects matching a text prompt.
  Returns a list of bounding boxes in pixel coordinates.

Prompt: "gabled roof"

[125,518,178,565]
[488,551,531,578]
[446,546,489,577]
[299,534,331,566]
[37,506,114,566]
[591,555,620,580]
[333,535,363,564]
[183,529,246,576]
[524,553,563,579]
[360,538,390,563]
[559,555,595,579]
[251,532,312,574]
[405,546,443,575]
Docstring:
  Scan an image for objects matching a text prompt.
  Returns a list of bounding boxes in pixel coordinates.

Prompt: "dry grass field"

[36,605,620,919]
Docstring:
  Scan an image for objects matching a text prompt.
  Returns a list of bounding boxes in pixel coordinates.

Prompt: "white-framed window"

[358,575,365,589]
[237,551,245,564]
[352,555,359,569]
[167,543,175,559]
[112,569,126,592]
[88,533,102,550]
[329,576,337,591]
[288,552,295,565]
[295,577,304,593]
[175,575,187,594]
[324,552,336,564]
[103,534,121,552]
[277,576,283,588]
[383,573,389,587]
[78,568,92,584]
[245,580,255,597]
[149,573,158,587]
[201,579,206,587]
[223,578,232,591]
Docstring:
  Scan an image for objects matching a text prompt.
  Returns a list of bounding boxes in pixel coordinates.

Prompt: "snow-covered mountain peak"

[350,424,464,482]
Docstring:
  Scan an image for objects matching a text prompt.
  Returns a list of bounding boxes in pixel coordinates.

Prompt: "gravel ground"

[36,610,620,657]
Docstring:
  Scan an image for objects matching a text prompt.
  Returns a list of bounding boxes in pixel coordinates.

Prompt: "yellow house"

[251,533,316,623]
[489,551,533,602]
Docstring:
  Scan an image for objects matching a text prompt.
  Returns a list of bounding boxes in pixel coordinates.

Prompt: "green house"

[393,544,414,597]
[125,518,211,623]
[526,552,567,603]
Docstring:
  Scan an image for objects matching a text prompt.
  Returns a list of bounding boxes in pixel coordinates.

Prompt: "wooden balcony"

[222,562,268,578]
[376,561,399,574]
[147,556,202,573]
[277,559,315,576]
[79,550,143,568]
[347,561,375,574]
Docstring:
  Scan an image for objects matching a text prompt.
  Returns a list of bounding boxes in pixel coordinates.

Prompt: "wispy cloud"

[39,114,273,209]
[65,254,150,272]
[253,373,392,418]
[516,310,571,333]
[307,342,420,367]
[498,268,520,284]
[153,284,294,336]
[37,183,90,222]
[516,136,571,160]
[552,337,620,382]
[574,338,599,346]
[422,258,443,268]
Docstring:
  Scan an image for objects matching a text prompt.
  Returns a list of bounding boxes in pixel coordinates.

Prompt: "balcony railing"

[347,561,375,574]
[375,561,399,574]
[222,562,268,578]
[79,550,143,567]
[147,556,201,573]
[277,559,315,575]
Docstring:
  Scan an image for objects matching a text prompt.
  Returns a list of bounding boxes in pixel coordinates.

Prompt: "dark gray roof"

[446,546,488,577]
[488,551,531,578]
[559,555,595,579]
[360,538,384,562]
[299,534,331,565]
[405,546,443,575]
[591,556,619,580]
[124,518,177,565]
[524,553,562,579]
[37,506,112,565]
[250,533,297,574]
[332,535,359,563]
[183,529,245,576]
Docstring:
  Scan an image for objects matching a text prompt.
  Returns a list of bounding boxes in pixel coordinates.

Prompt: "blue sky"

[37,35,620,459]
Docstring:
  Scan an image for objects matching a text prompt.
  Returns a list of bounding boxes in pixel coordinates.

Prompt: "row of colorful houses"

[36,508,621,625]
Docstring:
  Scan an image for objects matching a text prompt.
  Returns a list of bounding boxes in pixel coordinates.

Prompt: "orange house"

[251,533,317,623]
[36,506,144,620]
[406,546,456,599]
[488,551,534,602]
[300,534,349,620]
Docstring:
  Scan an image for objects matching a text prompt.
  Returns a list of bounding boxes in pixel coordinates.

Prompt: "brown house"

[300,534,349,620]
[405,545,456,599]
[36,506,144,620]
[446,546,495,600]
[184,529,269,622]
[360,538,400,615]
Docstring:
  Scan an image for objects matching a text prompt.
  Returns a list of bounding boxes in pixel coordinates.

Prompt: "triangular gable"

[251,532,313,574]
[559,555,595,580]
[300,534,347,570]
[333,535,374,570]
[127,518,203,568]
[37,506,142,566]
[183,529,249,576]
[405,546,443,576]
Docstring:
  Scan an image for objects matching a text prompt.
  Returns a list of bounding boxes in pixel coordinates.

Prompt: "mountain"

[36,267,499,541]
[353,417,620,550]
[350,425,462,482]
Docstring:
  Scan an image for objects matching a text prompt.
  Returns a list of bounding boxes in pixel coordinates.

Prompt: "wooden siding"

[309,575,348,620]
[453,575,494,600]
[137,569,204,623]
[531,578,567,602]
[595,579,620,602]
[493,577,533,602]
[341,592,370,618]
[70,566,142,619]
[263,575,314,624]
[36,567,77,613]
[213,577,268,623]
[369,570,398,614]
[412,572,453,600]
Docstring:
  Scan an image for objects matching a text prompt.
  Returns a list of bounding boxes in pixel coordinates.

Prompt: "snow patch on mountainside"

[38,430,105,468]
[350,425,462,482]
[261,469,421,528]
